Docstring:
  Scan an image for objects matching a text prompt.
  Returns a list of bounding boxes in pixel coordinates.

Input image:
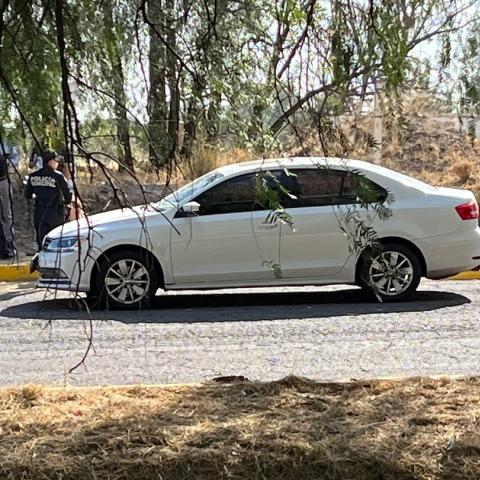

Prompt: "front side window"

[194,173,257,215]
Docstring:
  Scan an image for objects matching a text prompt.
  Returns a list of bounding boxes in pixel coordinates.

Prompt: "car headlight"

[44,236,84,253]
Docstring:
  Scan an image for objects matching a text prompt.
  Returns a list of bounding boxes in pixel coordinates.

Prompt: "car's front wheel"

[359,242,422,302]
[95,250,158,310]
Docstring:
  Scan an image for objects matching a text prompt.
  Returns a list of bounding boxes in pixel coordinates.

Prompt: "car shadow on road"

[0,282,37,302]
[0,287,471,323]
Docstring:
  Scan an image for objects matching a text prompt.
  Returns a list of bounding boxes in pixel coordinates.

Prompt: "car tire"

[95,250,158,310]
[358,242,422,302]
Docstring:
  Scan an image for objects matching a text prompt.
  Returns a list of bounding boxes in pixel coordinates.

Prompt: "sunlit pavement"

[0,279,479,386]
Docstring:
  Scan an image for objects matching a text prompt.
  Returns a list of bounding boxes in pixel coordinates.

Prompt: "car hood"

[48,204,172,238]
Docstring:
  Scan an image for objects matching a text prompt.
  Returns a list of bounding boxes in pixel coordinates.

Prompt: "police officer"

[0,139,19,259]
[25,150,72,249]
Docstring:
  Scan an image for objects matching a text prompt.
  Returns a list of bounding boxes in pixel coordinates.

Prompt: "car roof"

[216,156,435,193]
[216,157,372,175]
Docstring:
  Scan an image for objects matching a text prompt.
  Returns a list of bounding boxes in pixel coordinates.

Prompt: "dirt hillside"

[8,99,480,255]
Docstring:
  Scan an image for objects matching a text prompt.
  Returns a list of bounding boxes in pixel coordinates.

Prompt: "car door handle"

[258,222,278,229]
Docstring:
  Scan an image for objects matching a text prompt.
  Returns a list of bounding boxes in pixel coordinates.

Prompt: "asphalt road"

[0,279,479,386]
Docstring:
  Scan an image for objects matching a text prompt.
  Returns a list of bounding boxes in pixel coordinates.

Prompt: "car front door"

[170,172,280,285]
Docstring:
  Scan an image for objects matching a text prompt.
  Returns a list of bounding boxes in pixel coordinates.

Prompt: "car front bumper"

[35,248,94,292]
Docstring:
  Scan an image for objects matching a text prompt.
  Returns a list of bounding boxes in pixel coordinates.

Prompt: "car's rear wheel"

[359,242,422,302]
[96,250,158,310]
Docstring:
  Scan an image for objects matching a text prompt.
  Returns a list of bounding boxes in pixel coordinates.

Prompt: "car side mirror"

[181,201,200,214]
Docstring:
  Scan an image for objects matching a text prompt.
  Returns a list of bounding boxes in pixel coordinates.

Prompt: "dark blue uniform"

[0,150,12,258]
[25,165,72,249]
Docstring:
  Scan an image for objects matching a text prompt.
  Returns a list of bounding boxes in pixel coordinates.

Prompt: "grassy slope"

[1,376,479,480]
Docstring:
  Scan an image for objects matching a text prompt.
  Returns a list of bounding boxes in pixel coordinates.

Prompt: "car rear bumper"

[422,227,480,279]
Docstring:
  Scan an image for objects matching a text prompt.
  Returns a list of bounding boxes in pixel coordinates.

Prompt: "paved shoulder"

[0,280,478,386]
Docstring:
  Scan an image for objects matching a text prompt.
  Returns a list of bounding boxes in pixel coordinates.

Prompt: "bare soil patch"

[0,376,479,479]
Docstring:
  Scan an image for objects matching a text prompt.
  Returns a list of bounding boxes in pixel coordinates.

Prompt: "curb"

[448,271,480,280]
[0,263,38,282]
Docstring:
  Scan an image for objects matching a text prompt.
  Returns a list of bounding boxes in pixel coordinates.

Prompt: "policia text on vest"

[25,151,72,250]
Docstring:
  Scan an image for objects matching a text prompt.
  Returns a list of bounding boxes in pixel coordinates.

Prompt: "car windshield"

[157,170,225,208]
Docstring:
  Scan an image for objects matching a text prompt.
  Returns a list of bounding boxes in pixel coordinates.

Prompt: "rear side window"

[264,168,387,208]
[341,172,388,204]
[294,169,344,207]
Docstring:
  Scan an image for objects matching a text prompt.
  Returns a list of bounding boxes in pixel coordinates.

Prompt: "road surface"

[0,279,478,386]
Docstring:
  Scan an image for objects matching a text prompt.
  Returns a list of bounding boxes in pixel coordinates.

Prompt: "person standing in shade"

[25,150,72,250]
[0,138,20,259]
[28,139,47,172]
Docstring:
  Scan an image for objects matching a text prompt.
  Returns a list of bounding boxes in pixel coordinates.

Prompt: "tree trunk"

[147,0,169,167]
[181,84,202,158]
[114,64,134,173]
[165,0,179,162]
[206,90,221,143]
[103,1,134,172]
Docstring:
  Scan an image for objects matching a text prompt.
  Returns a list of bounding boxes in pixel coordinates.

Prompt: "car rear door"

[275,168,352,278]
[275,167,387,278]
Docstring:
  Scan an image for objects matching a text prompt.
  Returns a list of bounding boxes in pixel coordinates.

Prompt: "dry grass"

[1,376,480,479]
[183,144,257,180]
[414,149,480,199]
[449,159,475,185]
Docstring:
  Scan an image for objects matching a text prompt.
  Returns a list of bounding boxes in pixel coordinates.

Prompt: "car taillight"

[455,201,479,220]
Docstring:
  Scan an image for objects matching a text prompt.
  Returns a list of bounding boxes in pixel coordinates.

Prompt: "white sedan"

[35,157,480,308]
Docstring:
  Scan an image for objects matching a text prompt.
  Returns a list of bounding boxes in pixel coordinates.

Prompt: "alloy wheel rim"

[368,250,414,296]
[105,259,150,304]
